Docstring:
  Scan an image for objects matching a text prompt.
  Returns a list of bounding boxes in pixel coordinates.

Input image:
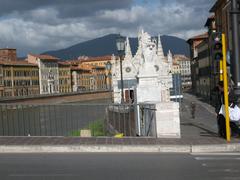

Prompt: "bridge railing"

[0,103,157,137]
[106,104,136,136]
[106,104,157,137]
[0,90,110,102]
[0,104,108,137]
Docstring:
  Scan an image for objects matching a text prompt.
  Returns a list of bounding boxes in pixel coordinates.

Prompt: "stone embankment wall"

[0,91,112,104]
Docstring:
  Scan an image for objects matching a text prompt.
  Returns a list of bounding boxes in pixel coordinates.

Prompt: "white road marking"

[192,153,240,156]
[9,174,76,177]
[208,169,240,173]
[223,177,240,180]
[193,153,240,180]
[195,157,240,160]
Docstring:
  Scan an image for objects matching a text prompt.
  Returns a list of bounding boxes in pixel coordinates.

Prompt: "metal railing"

[0,103,157,137]
[106,104,136,136]
[139,104,157,137]
[106,104,157,137]
[0,104,108,136]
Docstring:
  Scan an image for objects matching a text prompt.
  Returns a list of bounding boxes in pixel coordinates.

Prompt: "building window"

[4,80,12,87]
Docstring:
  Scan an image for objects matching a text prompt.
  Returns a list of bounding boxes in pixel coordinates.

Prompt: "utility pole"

[222,33,231,142]
[231,0,240,98]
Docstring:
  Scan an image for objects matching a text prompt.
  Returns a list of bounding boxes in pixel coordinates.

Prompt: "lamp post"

[116,34,125,104]
[105,61,112,90]
[230,0,240,99]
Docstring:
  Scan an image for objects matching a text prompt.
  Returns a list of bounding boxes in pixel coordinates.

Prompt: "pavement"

[0,93,239,153]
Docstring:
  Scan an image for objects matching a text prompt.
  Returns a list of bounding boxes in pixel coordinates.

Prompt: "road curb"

[0,144,239,153]
[191,143,240,153]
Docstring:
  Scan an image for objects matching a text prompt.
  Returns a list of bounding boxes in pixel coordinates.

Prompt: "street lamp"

[116,34,125,104]
[105,61,112,90]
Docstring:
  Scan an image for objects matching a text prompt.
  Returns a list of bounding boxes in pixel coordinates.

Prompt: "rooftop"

[58,61,71,67]
[29,54,60,61]
[79,55,112,62]
[0,60,37,66]
[174,54,190,61]
[187,32,208,44]
[0,48,16,51]
[205,14,215,27]
[210,0,226,12]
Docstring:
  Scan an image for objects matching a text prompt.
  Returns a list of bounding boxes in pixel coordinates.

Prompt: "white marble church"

[111,30,180,138]
[111,30,173,104]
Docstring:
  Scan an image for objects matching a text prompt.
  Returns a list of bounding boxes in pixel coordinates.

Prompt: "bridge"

[0,91,112,104]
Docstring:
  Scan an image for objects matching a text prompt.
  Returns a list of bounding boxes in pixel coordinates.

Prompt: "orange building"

[0,48,17,61]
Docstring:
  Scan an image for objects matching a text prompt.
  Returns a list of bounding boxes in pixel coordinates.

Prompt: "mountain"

[43,34,190,60]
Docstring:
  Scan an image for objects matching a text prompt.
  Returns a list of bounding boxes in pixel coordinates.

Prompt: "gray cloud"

[0,0,133,18]
[0,0,215,56]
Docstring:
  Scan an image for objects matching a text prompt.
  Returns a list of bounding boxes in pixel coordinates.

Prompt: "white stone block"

[155,102,181,138]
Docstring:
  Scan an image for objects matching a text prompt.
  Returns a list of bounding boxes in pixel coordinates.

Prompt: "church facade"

[111,30,173,104]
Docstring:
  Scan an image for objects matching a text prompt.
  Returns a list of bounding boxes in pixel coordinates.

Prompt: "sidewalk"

[0,93,239,153]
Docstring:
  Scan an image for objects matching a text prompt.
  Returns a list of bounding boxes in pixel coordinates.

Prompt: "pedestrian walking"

[191,102,196,119]
[214,81,239,138]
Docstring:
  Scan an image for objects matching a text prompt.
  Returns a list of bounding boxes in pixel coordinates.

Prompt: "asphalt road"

[0,153,239,180]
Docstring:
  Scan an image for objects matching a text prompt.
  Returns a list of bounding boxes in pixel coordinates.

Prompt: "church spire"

[157,34,165,60]
[167,50,173,64]
[125,37,132,59]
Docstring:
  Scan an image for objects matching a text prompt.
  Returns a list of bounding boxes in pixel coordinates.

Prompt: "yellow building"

[69,57,110,92]
[79,55,113,90]
[173,55,192,89]
[79,55,112,67]
[58,62,72,93]
[0,64,3,96]
[172,61,180,74]
[71,64,92,92]
[91,66,107,91]
[0,60,40,97]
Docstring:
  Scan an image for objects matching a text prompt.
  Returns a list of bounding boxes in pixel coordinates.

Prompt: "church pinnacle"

[167,50,173,64]
[125,37,132,59]
[157,34,165,60]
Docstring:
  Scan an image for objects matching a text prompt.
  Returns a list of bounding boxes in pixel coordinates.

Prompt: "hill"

[43,34,190,60]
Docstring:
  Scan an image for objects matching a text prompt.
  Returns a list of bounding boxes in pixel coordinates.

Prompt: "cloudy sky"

[0,0,215,56]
